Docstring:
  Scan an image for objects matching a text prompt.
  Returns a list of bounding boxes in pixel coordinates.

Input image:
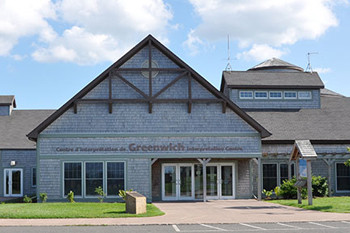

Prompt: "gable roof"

[248,58,304,72]
[27,35,271,140]
[247,95,350,143]
[0,110,54,149]
[222,71,324,90]
[0,95,16,107]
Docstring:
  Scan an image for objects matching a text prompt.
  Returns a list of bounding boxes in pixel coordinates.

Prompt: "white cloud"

[0,0,173,65]
[0,0,56,56]
[185,0,346,60]
[314,67,332,74]
[237,44,289,61]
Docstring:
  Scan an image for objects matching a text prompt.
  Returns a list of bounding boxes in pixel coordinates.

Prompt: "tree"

[345,147,350,167]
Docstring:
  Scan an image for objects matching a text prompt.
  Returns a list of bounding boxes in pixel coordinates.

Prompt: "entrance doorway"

[162,164,194,200]
[162,163,235,201]
[4,169,23,197]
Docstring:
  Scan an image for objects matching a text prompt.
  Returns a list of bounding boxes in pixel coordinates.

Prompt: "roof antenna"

[225,34,233,71]
[305,52,318,73]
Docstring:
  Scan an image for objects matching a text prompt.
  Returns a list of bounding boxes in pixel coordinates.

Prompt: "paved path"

[1,200,350,226]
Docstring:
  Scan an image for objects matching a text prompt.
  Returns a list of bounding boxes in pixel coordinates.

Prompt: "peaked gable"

[28,35,271,140]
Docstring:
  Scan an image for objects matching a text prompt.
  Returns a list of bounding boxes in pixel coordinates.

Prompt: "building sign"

[55,142,244,153]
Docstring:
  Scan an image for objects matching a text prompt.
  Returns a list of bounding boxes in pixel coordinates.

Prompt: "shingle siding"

[0,150,36,196]
[0,106,9,116]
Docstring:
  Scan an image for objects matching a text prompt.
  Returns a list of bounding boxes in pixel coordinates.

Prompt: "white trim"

[239,91,253,99]
[106,161,126,197]
[254,91,268,99]
[62,161,83,198]
[284,91,297,99]
[3,168,23,197]
[298,91,312,99]
[269,91,282,99]
[84,161,104,198]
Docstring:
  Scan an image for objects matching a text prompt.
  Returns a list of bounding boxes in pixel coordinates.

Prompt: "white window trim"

[106,161,126,197]
[63,162,83,198]
[84,161,104,198]
[269,91,283,99]
[262,162,295,190]
[254,91,268,99]
[284,91,297,99]
[298,91,312,99]
[239,91,253,99]
[335,162,350,193]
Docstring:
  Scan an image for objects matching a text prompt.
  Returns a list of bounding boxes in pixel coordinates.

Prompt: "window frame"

[335,162,350,192]
[239,91,253,99]
[31,167,36,187]
[84,161,104,197]
[106,161,126,197]
[63,162,83,198]
[262,163,278,191]
[269,91,283,99]
[284,91,297,99]
[298,91,312,99]
[254,91,268,99]
[262,162,295,191]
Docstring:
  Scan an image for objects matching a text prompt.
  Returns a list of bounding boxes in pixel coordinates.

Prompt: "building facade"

[1,35,350,201]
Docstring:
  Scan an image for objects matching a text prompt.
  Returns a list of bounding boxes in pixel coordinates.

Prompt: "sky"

[0,0,349,109]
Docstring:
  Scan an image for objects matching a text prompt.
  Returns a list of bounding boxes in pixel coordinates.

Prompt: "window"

[254,91,268,99]
[107,162,125,196]
[336,163,350,191]
[85,162,103,196]
[31,168,36,187]
[284,91,297,99]
[263,163,295,191]
[298,91,312,99]
[263,164,277,191]
[64,162,82,196]
[269,91,282,99]
[141,60,159,78]
[239,91,253,99]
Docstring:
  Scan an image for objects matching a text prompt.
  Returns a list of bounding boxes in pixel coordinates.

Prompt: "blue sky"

[1,0,349,109]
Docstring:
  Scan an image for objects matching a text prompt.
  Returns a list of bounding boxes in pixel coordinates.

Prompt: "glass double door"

[162,163,235,201]
[205,164,235,199]
[162,164,194,200]
[4,169,23,197]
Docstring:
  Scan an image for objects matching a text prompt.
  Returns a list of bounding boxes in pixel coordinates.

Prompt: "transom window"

[298,91,312,99]
[239,91,253,99]
[254,91,268,99]
[336,163,350,191]
[284,91,297,99]
[269,91,282,99]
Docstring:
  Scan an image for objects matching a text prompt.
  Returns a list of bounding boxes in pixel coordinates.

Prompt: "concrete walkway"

[1,199,350,226]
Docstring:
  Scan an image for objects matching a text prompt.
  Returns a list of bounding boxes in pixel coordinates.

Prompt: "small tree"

[67,191,75,203]
[39,193,48,203]
[345,147,350,167]
[95,186,106,202]
[23,195,32,203]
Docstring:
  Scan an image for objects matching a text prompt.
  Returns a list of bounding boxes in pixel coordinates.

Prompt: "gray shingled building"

[1,35,349,201]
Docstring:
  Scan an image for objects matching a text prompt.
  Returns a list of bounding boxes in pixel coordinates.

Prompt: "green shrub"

[280,176,328,199]
[118,189,133,201]
[312,176,328,197]
[67,191,75,203]
[95,186,106,202]
[39,193,48,203]
[23,195,32,203]
[262,189,273,199]
[274,186,282,198]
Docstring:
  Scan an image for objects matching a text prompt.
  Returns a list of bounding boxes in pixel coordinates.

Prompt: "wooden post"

[323,158,334,197]
[296,158,302,204]
[258,158,262,201]
[307,160,313,205]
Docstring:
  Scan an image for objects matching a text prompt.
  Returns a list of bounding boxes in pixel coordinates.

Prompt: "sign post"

[290,140,317,205]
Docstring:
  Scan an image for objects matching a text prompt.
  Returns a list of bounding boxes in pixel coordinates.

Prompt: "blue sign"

[299,159,307,178]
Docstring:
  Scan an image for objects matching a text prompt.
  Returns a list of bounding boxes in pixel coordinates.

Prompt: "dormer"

[221,58,324,110]
[0,95,17,116]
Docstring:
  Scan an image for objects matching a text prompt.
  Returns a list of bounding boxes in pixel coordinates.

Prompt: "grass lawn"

[268,196,350,213]
[0,202,164,219]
